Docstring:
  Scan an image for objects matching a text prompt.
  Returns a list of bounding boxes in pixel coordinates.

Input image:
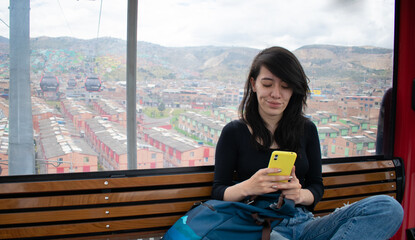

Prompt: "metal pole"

[126,0,137,169]
[9,0,34,175]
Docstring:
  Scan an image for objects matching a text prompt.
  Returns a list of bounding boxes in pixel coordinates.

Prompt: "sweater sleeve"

[303,121,324,210]
[211,121,240,200]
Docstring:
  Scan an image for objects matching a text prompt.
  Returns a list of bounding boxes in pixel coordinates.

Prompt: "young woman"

[211,46,403,240]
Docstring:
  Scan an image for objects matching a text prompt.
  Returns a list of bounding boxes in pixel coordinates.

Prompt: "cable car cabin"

[85,76,102,92]
[67,78,77,88]
[2,0,415,240]
[39,74,59,92]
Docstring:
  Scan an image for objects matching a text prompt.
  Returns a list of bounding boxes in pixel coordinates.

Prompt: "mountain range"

[0,36,393,85]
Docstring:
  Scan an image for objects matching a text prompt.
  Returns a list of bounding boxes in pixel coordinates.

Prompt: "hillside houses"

[312,113,377,158]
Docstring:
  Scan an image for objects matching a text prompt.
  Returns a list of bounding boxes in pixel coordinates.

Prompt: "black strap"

[248,194,285,240]
[251,213,283,240]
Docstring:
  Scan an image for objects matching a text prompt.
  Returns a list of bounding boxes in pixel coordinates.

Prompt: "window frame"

[0,0,398,178]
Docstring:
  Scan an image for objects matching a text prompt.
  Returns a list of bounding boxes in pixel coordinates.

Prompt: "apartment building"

[60,99,95,131]
[326,135,376,157]
[37,117,98,174]
[84,118,163,170]
[32,97,61,133]
[338,95,381,122]
[0,118,8,176]
[0,97,8,118]
[212,107,238,123]
[92,98,127,127]
[143,127,215,167]
[178,111,225,145]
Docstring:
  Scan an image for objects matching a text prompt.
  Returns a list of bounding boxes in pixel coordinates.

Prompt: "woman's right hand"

[223,168,291,201]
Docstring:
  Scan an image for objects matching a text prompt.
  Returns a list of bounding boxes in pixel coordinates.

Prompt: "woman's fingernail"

[289,176,293,179]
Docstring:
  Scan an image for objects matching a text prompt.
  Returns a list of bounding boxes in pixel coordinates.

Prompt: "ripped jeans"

[270,195,404,240]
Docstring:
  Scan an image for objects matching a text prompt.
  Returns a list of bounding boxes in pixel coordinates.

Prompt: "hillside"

[0,36,393,85]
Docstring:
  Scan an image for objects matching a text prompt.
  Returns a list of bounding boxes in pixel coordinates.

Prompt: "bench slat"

[0,186,212,210]
[0,201,195,225]
[0,172,215,194]
[322,160,394,173]
[0,215,179,239]
[322,182,396,199]
[323,171,396,186]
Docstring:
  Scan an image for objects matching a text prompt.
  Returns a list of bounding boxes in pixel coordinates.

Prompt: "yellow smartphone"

[267,150,297,182]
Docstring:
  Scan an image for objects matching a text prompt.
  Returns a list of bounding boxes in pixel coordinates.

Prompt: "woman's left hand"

[277,166,314,205]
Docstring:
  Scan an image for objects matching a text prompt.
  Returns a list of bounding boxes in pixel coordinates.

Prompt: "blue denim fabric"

[271,195,404,240]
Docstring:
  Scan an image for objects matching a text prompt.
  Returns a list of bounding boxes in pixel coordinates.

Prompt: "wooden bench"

[0,157,404,240]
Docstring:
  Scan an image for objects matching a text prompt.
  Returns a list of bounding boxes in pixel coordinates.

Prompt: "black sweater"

[212,119,324,210]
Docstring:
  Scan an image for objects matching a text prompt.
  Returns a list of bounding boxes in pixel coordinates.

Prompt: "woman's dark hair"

[239,46,310,152]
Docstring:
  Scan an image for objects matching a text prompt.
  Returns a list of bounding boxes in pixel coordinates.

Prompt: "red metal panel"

[392,0,415,238]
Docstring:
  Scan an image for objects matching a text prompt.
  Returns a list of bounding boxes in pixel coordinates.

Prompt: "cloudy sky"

[0,0,395,50]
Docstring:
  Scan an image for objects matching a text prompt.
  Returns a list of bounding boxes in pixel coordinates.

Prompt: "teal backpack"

[163,194,297,240]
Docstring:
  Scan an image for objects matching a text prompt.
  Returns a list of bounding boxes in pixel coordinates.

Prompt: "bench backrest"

[0,158,404,239]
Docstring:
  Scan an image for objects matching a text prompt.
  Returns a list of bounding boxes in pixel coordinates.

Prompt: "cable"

[56,0,74,36]
[0,18,9,28]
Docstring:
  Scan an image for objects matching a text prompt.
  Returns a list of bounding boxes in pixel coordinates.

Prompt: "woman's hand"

[223,167,292,202]
[277,166,314,206]
[244,167,292,196]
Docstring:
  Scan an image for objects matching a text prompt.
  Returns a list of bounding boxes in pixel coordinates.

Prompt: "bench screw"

[105,211,109,214]
[391,173,394,177]
[106,225,110,228]
[105,196,109,200]
[104,181,109,185]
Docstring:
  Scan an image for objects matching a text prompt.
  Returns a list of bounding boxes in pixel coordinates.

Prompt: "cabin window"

[0,0,395,176]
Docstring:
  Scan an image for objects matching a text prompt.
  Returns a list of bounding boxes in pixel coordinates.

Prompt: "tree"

[158,102,166,116]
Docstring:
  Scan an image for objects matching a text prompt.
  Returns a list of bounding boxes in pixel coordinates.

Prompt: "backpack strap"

[251,213,283,240]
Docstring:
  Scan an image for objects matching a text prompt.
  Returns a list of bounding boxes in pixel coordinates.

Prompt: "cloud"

[0,0,395,50]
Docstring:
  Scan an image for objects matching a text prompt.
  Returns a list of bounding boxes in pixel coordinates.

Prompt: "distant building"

[178,111,225,145]
[143,127,215,167]
[0,118,8,176]
[84,118,163,170]
[328,135,376,157]
[37,117,98,174]
[32,97,61,133]
[212,107,238,122]
[61,99,95,131]
[92,98,127,127]
[0,98,8,118]
[339,95,381,123]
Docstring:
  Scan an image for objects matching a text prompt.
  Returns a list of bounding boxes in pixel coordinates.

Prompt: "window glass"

[0,0,395,176]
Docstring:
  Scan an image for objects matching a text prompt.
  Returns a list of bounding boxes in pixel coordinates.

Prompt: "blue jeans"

[270,195,404,240]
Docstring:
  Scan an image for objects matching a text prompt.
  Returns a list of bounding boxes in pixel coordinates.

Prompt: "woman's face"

[250,66,293,121]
